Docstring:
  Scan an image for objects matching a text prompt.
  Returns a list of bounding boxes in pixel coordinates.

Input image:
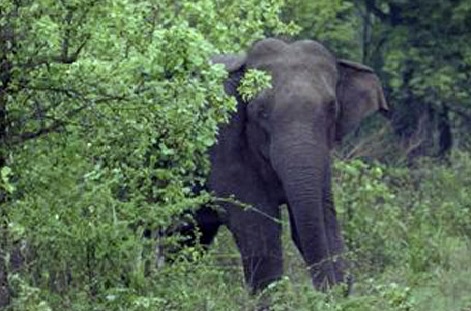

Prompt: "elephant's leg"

[175,206,221,249]
[226,204,283,293]
[209,153,285,293]
[193,205,222,247]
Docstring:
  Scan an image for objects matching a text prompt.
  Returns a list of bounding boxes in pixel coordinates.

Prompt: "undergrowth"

[6,152,471,310]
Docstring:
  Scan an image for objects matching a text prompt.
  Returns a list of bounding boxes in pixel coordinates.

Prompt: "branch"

[7,92,127,145]
[21,35,89,69]
[60,8,91,64]
[8,104,84,145]
[364,0,389,22]
[23,84,84,99]
[62,34,90,64]
[14,121,66,142]
[20,7,90,69]
[61,9,74,62]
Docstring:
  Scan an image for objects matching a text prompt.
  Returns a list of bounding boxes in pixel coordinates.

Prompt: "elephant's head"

[212,38,388,289]
[214,39,387,148]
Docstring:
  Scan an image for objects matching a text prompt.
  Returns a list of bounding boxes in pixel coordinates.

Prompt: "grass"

[7,154,471,311]
[163,152,471,311]
[165,210,471,311]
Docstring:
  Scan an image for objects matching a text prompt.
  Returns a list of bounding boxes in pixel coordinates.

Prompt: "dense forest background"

[1,0,471,310]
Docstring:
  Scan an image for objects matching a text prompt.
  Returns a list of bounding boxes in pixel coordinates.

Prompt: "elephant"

[181,38,388,293]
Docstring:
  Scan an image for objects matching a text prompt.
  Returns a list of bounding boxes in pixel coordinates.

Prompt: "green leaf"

[237,69,273,102]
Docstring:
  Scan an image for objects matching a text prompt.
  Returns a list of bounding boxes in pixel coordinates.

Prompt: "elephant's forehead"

[250,55,337,87]
[246,40,337,85]
[248,38,334,62]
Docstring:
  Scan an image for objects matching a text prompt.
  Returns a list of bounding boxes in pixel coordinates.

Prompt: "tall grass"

[7,153,471,310]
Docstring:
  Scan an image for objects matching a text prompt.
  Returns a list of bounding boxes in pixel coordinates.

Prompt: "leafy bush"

[2,0,471,310]
[0,0,296,309]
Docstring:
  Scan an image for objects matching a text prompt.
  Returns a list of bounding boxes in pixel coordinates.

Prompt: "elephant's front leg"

[209,162,283,293]
[225,202,282,293]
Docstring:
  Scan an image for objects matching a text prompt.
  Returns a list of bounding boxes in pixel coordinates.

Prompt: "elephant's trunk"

[270,125,341,289]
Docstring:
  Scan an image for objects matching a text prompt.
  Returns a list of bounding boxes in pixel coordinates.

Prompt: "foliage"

[332,154,471,311]
[378,0,471,108]
[282,0,361,59]
[237,69,273,102]
[1,0,471,310]
[352,0,471,155]
[0,0,296,309]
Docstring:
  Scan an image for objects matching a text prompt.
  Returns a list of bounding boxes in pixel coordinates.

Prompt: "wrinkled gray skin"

[192,38,388,293]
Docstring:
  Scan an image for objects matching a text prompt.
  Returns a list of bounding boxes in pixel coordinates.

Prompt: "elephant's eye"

[253,101,269,119]
[248,94,271,121]
[259,108,269,119]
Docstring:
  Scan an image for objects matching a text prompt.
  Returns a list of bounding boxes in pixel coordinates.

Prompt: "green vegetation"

[1,0,470,310]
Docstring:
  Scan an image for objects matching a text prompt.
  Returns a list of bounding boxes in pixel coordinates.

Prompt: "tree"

[0,0,296,308]
[352,0,471,159]
[282,0,361,59]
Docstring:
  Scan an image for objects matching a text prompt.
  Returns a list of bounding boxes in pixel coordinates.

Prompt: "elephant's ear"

[335,59,388,142]
[210,54,248,142]
[211,54,246,96]
[211,54,246,72]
